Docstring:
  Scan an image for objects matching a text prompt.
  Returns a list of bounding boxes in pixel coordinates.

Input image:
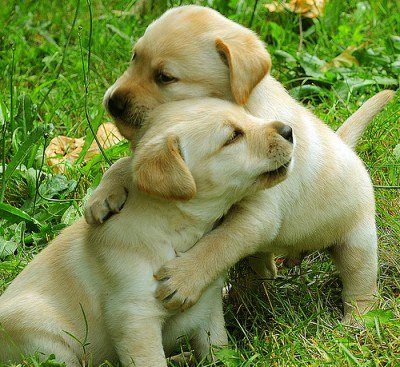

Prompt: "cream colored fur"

[337,90,395,149]
[84,6,395,322]
[0,99,293,366]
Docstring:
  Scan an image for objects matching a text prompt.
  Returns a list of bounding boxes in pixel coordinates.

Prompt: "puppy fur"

[85,5,395,322]
[0,99,294,366]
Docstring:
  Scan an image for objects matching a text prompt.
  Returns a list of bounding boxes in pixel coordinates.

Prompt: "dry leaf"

[265,2,286,13]
[45,123,123,173]
[265,0,326,18]
[85,122,123,160]
[321,45,359,71]
[45,136,85,173]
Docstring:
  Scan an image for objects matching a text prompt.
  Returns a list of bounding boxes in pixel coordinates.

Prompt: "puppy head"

[132,99,293,202]
[104,6,271,140]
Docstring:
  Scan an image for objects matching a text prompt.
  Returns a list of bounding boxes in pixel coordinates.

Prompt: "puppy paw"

[341,298,377,326]
[84,186,128,225]
[341,314,364,328]
[167,352,195,366]
[248,253,277,279]
[155,256,203,311]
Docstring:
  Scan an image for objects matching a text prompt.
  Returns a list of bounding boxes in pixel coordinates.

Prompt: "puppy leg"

[191,296,228,362]
[0,320,80,366]
[155,192,280,310]
[1,336,81,367]
[84,157,132,224]
[247,252,277,279]
[331,217,378,324]
[107,310,167,367]
[112,317,167,367]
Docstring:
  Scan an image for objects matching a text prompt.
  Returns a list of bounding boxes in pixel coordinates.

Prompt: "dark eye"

[131,52,136,62]
[156,71,177,84]
[224,129,244,146]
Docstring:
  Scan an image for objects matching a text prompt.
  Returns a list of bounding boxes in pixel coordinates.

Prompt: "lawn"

[0,0,399,366]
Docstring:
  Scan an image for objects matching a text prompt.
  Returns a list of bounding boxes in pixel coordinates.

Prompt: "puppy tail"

[336,90,395,149]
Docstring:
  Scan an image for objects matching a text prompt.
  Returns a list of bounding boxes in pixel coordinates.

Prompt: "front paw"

[154,256,203,311]
[342,298,377,326]
[84,186,128,225]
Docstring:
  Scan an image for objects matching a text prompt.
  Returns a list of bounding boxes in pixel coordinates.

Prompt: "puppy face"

[104,6,271,140]
[133,99,293,201]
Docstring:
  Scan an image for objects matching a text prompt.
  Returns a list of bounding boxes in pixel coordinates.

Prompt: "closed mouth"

[265,159,291,177]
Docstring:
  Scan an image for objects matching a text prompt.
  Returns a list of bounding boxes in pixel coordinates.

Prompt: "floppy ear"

[216,34,271,105]
[134,135,196,201]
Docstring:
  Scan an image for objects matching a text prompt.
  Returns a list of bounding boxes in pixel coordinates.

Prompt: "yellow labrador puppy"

[84,5,394,323]
[0,99,293,366]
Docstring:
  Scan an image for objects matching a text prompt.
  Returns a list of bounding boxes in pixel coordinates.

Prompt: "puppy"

[0,99,293,366]
[84,5,394,323]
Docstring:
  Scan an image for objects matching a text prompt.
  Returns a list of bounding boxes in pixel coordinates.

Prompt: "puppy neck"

[246,74,298,123]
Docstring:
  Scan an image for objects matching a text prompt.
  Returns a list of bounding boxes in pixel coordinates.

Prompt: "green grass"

[0,0,399,366]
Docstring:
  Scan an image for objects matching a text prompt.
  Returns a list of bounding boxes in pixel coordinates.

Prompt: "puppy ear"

[216,34,271,105]
[134,135,196,201]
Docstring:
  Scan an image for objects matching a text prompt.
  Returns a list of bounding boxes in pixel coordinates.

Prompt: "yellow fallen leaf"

[45,136,85,173]
[265,0,326,18]
[321,45,360,71]
[45,123,123,173]
[85,122,123,160]
[265,2,285,13]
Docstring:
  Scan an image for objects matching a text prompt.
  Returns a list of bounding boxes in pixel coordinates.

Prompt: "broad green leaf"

[298,52,326,79]
[40,174,77,199]
[391,35,400,51]
[61,204,80,226]
[391,60,400,72]
[0,236,18,258]
[355,48,390,66]
[0,202,41,229]
[394,144,400,160]
[336,75,398,99]
[274,49,296,64]
[363,309,396,327]
[290,84,324,99]
[25,353,66,367]
[373,76,398,87]
[334,77,375,98]
[214,348,242,367]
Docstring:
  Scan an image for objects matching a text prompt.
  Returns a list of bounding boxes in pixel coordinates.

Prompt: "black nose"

[277,124,293,143]
[108,93,127,118]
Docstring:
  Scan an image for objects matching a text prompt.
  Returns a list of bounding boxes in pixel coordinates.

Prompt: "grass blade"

[2,125,46,183]
[339,343,361,366]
